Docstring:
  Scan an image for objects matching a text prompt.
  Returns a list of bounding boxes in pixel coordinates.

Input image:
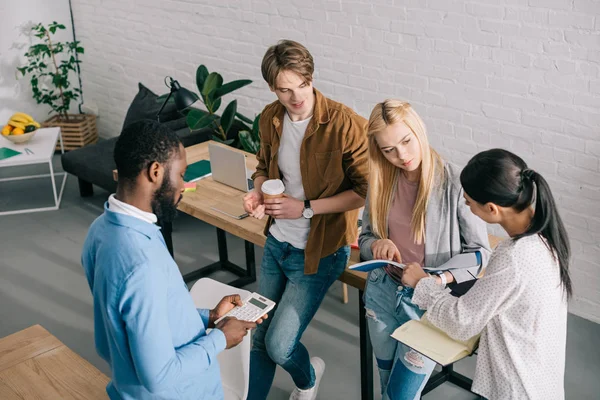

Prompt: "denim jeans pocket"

[368,267,384,283]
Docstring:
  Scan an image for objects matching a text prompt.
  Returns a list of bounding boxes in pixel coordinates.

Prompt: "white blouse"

[413,235,568,400]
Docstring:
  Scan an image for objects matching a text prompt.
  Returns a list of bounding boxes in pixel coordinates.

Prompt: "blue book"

[349,260,406,272]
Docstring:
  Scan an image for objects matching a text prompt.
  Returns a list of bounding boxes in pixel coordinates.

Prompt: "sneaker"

[289,357,326,400]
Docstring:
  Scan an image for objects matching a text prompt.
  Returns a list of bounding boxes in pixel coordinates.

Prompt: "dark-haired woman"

[401,148,571,400]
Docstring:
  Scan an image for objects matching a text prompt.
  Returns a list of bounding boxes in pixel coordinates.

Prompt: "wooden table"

[0,325,109,399]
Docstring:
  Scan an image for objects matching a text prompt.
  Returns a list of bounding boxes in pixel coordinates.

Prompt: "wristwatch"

[302,200,314,219]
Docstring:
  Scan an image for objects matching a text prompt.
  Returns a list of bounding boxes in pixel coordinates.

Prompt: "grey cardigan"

[358,162,491,284]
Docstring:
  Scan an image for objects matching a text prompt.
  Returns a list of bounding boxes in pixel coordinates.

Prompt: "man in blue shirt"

[82,120,262,399]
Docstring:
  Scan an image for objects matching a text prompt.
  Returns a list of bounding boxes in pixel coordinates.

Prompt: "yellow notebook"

[390,313,480,366]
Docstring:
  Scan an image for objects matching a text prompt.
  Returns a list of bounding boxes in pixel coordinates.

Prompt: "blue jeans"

[248,235,350,400]
[364,268,436,400]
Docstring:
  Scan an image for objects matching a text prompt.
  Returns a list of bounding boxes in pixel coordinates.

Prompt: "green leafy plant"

[181,65,252,145]
[17,22,84,121]
[237,113,261,154]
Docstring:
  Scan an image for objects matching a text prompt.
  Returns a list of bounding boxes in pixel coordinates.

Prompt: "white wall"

[71,0,600,322]
[0,0,75,124]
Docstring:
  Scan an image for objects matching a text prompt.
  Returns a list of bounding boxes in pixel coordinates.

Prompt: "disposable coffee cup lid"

[262,179,285,195]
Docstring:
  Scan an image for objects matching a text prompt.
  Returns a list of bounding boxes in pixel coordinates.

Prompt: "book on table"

[184,160,211,183]
[0,147,21,161]
[391,313,480,366]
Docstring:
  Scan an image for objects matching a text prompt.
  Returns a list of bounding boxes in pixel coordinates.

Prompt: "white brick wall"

[72,0,600,323]
[0,1,72,124]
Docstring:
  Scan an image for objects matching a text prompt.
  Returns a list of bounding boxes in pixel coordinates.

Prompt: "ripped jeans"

[363,267,436,400]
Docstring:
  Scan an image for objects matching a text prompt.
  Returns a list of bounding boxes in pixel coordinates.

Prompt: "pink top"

[384,173,425,283]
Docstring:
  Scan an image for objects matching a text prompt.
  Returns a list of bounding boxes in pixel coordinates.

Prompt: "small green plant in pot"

[16,21,97,150]
[17,22,84,121]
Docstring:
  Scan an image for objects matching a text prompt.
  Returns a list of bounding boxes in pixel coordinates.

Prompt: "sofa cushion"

[122,83,188,133]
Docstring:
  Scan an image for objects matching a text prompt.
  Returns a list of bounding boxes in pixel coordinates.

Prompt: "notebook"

[391,313,480,366]
[0,147,21,161]
[348,259,405,272]
[184,160,212,183]
[211,203,249,220]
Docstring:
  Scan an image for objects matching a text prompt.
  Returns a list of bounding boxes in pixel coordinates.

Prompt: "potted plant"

[159,65,260,153]
[17,21,97,150]
[237,113,261,154]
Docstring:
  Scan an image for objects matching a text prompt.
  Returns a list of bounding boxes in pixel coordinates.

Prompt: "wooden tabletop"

[0,325,109,399]
[177,141,268,247]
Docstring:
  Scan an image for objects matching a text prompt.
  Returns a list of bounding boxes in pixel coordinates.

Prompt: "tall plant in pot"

[17,21,97,150]
[158,65,259,152]
[185,65,253,145]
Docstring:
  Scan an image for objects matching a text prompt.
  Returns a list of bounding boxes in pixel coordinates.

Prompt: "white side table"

[0,127,67,216]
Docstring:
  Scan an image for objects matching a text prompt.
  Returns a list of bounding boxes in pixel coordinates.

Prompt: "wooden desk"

[174,141,264,286]
[0,325,109,399]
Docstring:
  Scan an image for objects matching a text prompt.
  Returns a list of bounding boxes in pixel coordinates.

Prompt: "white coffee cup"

[261,179,285,200]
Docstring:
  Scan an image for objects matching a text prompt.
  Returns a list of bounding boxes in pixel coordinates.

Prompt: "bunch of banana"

[2,113,41,136]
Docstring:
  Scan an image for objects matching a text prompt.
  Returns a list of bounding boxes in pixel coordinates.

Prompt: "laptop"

[208,143,255,192]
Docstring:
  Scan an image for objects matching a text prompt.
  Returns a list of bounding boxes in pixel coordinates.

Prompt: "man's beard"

[151,172,182,223]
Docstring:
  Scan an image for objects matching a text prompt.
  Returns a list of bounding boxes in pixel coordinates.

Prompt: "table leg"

[422,364,473,396]
[182,227,257,288]
[359,290,374,400]
[49,161,59,206]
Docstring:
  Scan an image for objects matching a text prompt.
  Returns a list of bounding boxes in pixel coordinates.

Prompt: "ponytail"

[514,170,572,297]
[461,149,572,298]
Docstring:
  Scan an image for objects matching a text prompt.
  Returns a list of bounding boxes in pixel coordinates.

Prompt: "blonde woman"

[358,100,491,400]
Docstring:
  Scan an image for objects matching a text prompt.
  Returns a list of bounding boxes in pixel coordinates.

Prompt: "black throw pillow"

[121,83,188,133]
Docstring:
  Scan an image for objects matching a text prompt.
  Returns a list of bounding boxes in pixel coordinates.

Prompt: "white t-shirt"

[269,112,312,249]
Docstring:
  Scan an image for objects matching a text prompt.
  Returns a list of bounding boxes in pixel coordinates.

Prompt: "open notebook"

[391,313,480,366]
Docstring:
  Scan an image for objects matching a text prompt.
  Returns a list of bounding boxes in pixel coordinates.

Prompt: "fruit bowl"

[2,130,38,144]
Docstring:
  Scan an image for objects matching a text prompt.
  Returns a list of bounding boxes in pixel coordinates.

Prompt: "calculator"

[214,292,276,324]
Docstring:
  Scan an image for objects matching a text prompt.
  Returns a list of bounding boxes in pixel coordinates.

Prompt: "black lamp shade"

[174,86,198,111]
[156,77,198,122]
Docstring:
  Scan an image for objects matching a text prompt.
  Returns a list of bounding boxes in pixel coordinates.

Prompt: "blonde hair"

[367,100,443,244]
[261,40,314,88]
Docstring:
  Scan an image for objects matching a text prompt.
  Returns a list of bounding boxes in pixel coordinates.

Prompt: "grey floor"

[1,155,599,399]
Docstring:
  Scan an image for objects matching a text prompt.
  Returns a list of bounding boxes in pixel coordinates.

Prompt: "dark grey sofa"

[61,83,240,197]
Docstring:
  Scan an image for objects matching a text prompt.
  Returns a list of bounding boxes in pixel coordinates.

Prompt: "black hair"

[114,119,182,184]
[460,148,572,298]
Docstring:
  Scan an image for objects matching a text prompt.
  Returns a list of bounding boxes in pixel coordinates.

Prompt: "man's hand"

[208,294,270,328]
[264,194,304,219]
[216,318,257,349]
[209,295,243,328]
[401,262,429,288]
[243,190,265,219]
[371,239,402,262]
